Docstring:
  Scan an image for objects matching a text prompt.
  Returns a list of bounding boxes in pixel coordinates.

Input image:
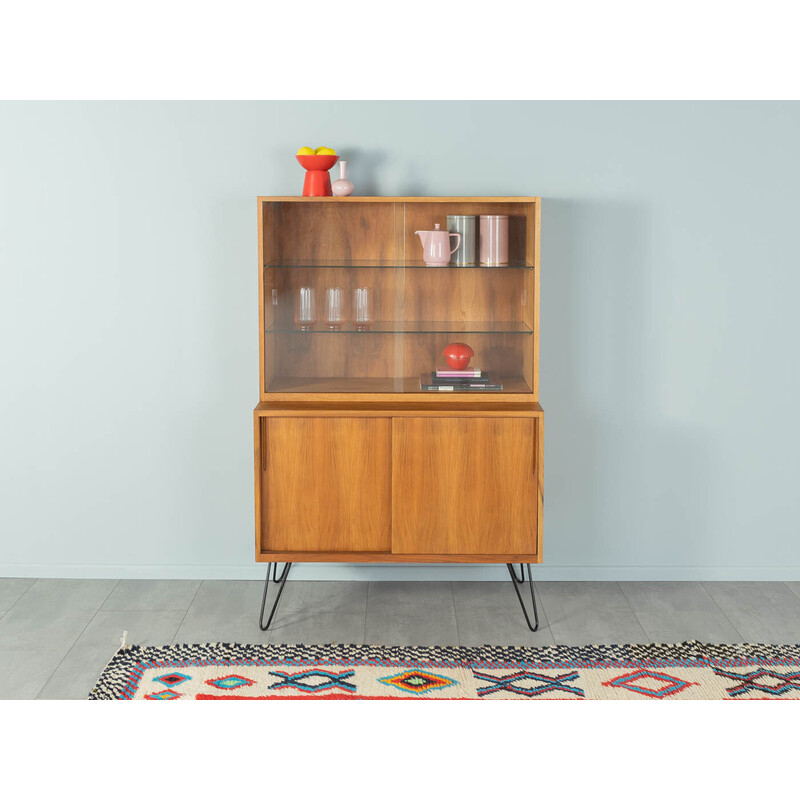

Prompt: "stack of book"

[419,369,503,392]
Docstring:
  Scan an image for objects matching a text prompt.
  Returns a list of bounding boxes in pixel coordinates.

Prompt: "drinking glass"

[352,287,372,331]
[294,286,317,330]
[324,286,344,330]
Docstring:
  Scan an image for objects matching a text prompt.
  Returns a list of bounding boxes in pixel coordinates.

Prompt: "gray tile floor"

[1,577,799,699]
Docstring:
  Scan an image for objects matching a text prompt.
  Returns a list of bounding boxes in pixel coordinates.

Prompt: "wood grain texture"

[253,414,264,561]
[256,551,541,563]
[392,417,538,555]
[536,413,544,559]
[260,417,392,553]
[254,400,544,416]
[264,201,396,262]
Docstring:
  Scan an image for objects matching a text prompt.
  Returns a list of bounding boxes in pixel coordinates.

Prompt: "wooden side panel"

[392,417,538,555]
[536,413,544,559]
[260,417,391,553]
[532,199,541,397]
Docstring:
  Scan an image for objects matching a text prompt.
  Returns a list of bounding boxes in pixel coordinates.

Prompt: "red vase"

[296,154,339,197]
[443,342,474,369]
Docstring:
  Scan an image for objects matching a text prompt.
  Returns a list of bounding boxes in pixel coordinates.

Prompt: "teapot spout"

[415,230,429,248]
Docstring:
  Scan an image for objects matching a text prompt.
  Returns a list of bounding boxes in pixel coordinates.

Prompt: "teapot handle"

[448,232,462,255]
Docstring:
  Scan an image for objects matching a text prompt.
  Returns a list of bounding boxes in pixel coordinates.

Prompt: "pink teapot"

[416,223,461,266]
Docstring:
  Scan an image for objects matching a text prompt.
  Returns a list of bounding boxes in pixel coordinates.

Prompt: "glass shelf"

[265,376,533,394]
[264,259,533,269]
[265,321,532,335]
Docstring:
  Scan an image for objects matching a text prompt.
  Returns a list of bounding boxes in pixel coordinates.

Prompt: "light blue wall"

[1,101,798,580]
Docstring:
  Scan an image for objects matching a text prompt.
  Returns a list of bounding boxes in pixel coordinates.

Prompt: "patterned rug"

[88,641,800,699]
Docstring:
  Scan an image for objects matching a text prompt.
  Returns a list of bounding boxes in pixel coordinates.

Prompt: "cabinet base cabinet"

[254,408,543,562]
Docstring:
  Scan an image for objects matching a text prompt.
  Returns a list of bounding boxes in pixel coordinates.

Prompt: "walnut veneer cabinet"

[254,197,543,631]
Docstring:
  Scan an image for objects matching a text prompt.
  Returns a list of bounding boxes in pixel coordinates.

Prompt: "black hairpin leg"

[507,563,539,632]
[259,562,292,631]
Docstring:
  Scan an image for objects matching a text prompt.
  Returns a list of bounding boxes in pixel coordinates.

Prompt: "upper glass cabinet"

[258,198,540,398]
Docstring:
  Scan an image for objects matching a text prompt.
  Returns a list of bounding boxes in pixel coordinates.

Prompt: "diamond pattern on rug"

[145,689,182,700]
[377,669,457,695]
[268,668,357,694]
[206,674,255,691]
[473,668,583,697]
[713,666,800,697]
[601,669,698,698]
[155,672,191,687]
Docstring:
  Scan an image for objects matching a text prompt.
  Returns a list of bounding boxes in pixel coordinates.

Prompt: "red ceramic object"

[443,342,474,369]
[296,154,339,196]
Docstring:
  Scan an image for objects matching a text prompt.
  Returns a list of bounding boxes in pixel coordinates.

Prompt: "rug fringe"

[120,630,129,649]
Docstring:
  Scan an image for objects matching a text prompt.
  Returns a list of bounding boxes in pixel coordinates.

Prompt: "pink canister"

[479,215,509,266]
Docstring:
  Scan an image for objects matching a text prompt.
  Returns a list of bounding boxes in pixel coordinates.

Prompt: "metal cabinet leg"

[259,562,292,631]
[506,563,539,632]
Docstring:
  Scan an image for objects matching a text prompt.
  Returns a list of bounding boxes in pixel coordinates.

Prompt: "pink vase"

[332,161,354,197]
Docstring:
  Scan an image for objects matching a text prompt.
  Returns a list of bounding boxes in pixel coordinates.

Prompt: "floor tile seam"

[614,581,653,644]
[453,577,552,638]
[100,579,203,613]
[535,582,633,614]
[361,582,370,645]
[32,578,120,698]
[785,581,800,601]
[536,581,628,644]
[514,578,551,630]
[0,578,40,621]
[616,581,696,620]
[172,580,205,645]
[703,581,800,610]
[532,581,550,630]
[1,650,66,702]
[541,586,586,645]
[451,582,462,645]
[620,581,741,621]
[0,647,63,656]
[699,581,768,640]
[34,611,102,700]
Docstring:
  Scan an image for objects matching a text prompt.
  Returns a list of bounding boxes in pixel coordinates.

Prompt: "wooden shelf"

[257,551,539,563]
